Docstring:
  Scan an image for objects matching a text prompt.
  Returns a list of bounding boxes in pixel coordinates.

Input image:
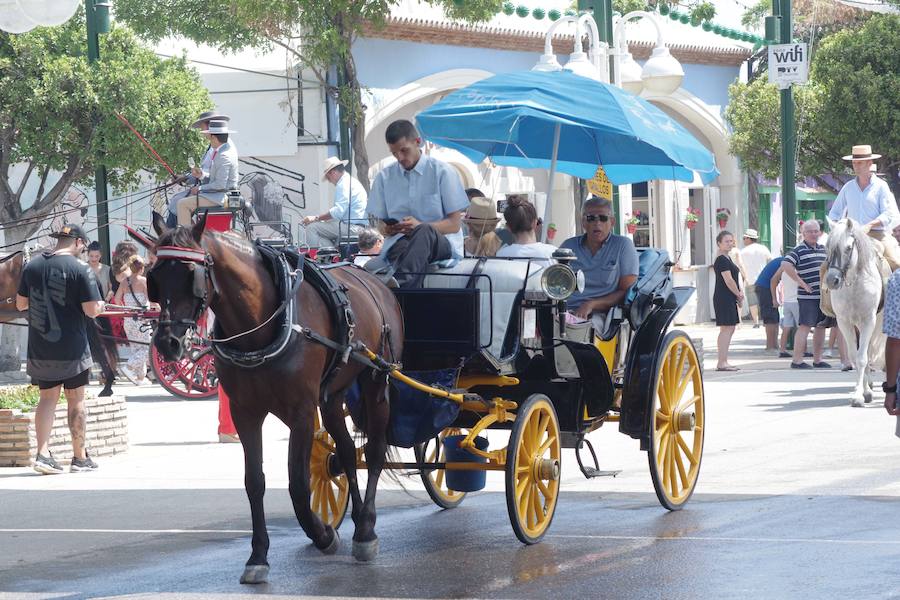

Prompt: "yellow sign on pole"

[586,166,613,200]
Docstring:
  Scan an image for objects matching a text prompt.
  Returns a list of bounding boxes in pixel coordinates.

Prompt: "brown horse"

[148,213,403,584]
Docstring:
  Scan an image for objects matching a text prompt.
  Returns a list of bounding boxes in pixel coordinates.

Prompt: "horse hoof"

[864,393,874,404]
[240,564,269,584]
[319,526,340,555]
[851,399,864,408]
[352,538,379,562]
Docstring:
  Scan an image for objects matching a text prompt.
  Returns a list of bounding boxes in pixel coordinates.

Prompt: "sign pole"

[776,0,797,253]
[85,0,111,264]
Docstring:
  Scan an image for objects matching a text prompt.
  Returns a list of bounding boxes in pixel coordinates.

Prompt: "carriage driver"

[366,119,470,289]
[560,197,639,329]
[827,145,900,271]
[167,111,231,228]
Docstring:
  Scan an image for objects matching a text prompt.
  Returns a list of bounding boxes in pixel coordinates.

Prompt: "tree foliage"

[114,0,502,191]
[0,15,211,247]
[725,14,900,193]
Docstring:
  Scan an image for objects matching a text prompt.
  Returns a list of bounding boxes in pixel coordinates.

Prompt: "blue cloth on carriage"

[344,368,460,448]
[625,248,668,306]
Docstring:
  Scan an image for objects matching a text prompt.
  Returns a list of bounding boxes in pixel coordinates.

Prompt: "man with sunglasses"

[561,196,639,322]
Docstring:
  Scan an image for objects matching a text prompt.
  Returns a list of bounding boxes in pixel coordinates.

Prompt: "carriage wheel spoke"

[536,477,552,499]
[673,442,689,489]
[657,381,671,413]
[674,365,697,405]
[656,428,670,466]
[537,434,557,457]
[676,433,698,466]
[667,435,679,497]
[531,484,543,528]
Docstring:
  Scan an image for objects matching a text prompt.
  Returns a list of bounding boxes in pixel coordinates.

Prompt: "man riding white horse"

[821,144,900,317]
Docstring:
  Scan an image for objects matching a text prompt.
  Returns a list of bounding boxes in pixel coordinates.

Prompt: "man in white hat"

[827,144,900,271]
[740,228,771,328]
[301,156,368,248]
[167,111,231,227]
[177,119,240,226]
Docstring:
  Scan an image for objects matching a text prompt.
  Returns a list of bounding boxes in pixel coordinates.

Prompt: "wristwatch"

[883,382,897,394]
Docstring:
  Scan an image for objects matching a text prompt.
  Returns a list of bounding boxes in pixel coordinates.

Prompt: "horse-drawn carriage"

[149,200,704,555]
[307,238,705,544]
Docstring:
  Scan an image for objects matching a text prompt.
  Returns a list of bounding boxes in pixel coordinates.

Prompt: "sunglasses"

[584,214,611,223]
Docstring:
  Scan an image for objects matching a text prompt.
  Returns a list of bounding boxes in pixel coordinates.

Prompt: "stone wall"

[0,394,128,467]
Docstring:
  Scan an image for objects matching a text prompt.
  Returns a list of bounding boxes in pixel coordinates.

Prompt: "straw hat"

[743,228,759,240]
[842,144,881,161]
[464,196,500,223]
[322,156,349,181]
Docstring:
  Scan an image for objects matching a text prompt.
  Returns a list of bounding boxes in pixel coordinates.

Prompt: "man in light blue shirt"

[367,119,470,288]
[302,157,368,248]
[561,197,639,320]
[828,144,900,270]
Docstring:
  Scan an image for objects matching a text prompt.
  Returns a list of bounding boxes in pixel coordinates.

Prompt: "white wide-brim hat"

[743,228,759,240]
[322,156,349,180]
[842,144,881,161]
[205,119,237,135]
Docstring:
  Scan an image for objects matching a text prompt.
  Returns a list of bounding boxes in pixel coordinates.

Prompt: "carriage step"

[574,436,620,479]
[581,467,621,478]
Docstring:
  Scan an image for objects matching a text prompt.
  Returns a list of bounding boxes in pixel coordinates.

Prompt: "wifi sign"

[768,43,810,90]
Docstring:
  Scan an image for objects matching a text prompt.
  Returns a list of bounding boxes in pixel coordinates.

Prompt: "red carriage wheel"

[150,345,219,400]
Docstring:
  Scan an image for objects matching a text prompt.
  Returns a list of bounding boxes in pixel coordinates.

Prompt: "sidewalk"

[0,321,896,498]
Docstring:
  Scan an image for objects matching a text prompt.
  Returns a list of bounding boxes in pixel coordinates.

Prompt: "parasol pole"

[542,123,561,243]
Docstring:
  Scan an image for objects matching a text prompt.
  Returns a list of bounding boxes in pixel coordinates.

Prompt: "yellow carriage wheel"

[648,330,705,510]
[310,409,350,529]
[414,429,468,509]
[505,394,561,544]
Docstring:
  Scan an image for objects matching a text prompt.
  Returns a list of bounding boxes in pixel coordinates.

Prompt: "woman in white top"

[495,196,557,259]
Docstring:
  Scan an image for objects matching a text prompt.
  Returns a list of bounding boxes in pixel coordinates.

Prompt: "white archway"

[364,68,494,173]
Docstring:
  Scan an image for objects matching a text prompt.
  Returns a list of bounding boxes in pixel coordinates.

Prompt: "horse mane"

[830,219,875,277]
[155,226,199,250]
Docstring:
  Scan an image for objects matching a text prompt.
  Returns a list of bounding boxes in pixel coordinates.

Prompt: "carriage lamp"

[541,264,578,301]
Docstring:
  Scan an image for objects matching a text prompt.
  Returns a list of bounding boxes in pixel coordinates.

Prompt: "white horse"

[824,219,886,407]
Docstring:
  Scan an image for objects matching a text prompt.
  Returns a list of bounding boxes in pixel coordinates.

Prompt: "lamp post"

[531,8,684,235]
[85,0,112,264]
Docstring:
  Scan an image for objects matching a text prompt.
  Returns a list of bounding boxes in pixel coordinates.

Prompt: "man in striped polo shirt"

[783,220,831,369]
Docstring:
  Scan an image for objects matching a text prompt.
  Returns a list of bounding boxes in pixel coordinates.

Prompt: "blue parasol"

[416,70,719,187]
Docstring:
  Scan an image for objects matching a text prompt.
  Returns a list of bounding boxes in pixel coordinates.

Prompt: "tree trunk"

[747,174,759,229]
[341,52,371,193]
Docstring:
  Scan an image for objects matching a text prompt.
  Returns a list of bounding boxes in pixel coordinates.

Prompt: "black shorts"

[32,369,90,390]
[797,298,825,328]
[755,285,780,325]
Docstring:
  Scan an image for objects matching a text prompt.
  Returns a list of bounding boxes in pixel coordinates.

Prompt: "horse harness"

[153,242,396,388]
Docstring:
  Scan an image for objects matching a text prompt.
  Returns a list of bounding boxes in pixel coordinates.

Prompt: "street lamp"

[0,0,80,32]
[532,10,684,96]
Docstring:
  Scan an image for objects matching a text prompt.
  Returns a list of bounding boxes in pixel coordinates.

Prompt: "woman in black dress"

[713,230,743,371]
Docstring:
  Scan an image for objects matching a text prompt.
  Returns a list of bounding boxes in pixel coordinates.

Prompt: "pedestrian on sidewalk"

[783,220,830,369]
[770,261,798,358]
[883,269,900,415]
[15,224,105,474]
[754,255,782,354]
[713,230,742,371]
[740,229,772,328]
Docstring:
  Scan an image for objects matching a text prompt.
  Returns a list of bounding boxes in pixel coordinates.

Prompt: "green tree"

[114,0,503,191]
[0,16,211,248]
[810,13,900,192]
[725,14,900,194]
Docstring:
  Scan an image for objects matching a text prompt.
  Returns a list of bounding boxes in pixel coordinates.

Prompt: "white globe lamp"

[641,45,684,95]
[16,0,81,27]
[0,0,37,33]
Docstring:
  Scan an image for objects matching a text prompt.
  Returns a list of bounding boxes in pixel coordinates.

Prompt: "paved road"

[2,324,900,599]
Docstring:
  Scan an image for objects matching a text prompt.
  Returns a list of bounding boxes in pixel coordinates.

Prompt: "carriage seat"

[422,258,548,361]
[624,248,672,330]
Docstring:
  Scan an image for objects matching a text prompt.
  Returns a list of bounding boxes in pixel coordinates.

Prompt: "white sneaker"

[823,349,833,358]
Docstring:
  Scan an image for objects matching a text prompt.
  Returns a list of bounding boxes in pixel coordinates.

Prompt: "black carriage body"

[391,251,695,441]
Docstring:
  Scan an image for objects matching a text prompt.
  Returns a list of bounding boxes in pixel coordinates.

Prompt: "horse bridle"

[150,245,214,331]
[828,234,857,284]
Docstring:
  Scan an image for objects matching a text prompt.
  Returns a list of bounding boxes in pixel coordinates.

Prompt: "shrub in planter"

[0,386,128,467]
